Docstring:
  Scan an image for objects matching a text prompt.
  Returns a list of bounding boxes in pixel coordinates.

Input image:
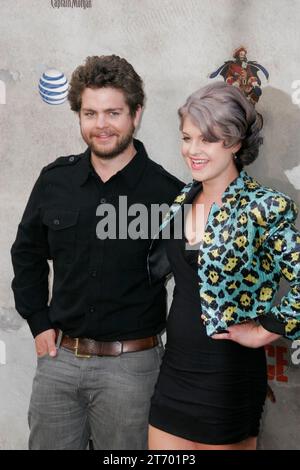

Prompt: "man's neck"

[91,141,136,183]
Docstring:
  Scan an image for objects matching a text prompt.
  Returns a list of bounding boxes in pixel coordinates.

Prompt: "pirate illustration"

[209,47,269,105]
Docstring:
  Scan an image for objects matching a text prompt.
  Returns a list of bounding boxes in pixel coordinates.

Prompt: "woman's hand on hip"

[208,320,281,348]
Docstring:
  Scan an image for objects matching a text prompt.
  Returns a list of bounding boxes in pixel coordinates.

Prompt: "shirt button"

[91,270,97,278]
[69,156,75,162]
[89,306,95,313]
[53,219,60,225]
[100,198,106,204]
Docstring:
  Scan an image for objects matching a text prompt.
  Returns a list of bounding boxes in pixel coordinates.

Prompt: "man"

[11,55,184,450]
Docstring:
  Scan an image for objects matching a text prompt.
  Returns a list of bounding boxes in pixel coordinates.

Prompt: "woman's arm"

[263,220,300,340]
[210,212,300,345]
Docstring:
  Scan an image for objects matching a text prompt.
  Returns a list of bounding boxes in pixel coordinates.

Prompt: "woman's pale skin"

[148,114,280,451]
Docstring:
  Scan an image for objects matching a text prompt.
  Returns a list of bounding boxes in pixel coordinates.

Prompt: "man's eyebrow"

[81,107,124,112]
[104,107,124,112]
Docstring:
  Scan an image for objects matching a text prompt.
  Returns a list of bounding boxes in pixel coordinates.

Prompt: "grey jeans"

[28,341,164,450]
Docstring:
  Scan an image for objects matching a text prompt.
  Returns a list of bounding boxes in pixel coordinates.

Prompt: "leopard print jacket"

[148,170,300,340]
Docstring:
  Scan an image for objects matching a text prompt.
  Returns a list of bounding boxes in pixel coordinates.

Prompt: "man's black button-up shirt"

[11,139,184,340]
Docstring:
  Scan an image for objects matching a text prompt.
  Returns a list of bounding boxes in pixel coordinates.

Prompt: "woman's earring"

[232,153,237,160]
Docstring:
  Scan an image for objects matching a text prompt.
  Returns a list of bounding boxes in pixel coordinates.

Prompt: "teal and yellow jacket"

[148,170,300,340]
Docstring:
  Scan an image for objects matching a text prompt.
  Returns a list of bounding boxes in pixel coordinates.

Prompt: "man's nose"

[95,114,107,128]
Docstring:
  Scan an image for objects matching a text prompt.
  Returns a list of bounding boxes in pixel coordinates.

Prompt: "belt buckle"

[74,338,91,359]
[113,341,123,356]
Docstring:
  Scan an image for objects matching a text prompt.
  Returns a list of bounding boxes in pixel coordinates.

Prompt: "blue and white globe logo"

[39,69,69,105]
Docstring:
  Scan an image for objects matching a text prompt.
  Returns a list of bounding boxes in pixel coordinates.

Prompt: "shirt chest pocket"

[42,209,79,264]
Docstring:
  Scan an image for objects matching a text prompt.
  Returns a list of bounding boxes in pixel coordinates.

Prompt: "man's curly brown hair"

[68,55,144,116]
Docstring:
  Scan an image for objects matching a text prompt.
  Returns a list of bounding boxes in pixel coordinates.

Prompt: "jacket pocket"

[42,209,79,263]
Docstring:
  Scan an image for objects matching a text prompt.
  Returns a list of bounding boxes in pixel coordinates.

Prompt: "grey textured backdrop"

[0,0,299,449]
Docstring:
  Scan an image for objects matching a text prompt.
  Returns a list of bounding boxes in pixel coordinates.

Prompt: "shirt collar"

[77,139,148,188]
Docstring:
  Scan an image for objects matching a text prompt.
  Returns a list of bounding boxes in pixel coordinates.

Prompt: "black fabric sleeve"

[258,315,286,336]
[11,173,52,337]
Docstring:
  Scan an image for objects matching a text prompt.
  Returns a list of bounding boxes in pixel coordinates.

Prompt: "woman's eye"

[182,137,190,142]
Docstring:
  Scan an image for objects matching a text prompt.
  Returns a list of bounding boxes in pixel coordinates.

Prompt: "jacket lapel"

[147,181,201,284]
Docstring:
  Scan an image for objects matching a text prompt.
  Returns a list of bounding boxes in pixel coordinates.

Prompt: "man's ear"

[133,105,143,128]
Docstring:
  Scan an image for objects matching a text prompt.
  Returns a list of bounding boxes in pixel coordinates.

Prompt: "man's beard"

[88,125,135,160]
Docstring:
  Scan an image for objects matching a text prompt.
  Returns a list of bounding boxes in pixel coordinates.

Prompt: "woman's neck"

[200,168,239,206]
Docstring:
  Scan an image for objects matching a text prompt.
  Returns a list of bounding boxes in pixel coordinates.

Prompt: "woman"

[148,82,300,450]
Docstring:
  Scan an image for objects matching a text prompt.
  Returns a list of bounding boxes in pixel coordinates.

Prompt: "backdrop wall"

[0,0,299,449]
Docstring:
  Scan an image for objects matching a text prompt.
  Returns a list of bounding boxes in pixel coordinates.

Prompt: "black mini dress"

[149,233,268,445]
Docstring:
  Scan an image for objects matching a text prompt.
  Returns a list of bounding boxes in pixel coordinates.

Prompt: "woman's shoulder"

[242,173,298,225]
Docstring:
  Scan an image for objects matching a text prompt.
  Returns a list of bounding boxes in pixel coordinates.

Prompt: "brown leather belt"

[60,334,159,358]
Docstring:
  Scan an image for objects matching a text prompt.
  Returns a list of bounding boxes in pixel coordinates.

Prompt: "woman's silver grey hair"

[178,81,263,170]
